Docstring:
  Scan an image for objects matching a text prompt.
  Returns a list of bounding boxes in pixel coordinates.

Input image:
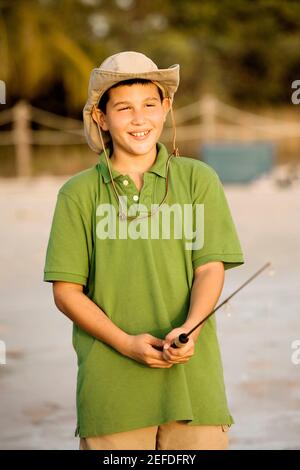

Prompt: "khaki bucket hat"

[83,51,180,153]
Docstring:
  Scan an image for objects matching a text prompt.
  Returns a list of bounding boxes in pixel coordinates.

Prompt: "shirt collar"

[98,142,170,184]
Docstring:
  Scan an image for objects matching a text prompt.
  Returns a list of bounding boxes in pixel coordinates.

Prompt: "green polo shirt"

[43,142,244,438]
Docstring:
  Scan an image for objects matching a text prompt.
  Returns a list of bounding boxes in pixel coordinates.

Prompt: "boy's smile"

[128,129,151,140]
[95,83,170,170]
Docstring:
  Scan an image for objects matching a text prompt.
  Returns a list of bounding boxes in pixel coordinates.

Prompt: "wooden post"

[12,101,32,177]
[200,94,217,143]
[0,80,6,104]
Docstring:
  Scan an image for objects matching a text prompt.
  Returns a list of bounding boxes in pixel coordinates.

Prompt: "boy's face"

[96,82,170,158]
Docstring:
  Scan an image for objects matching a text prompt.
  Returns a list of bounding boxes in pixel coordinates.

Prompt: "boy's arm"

[164,261,224,345]
[183,260,225,342]
[162,261,225,363]
[52,281,171,368]
[53,281,129,354]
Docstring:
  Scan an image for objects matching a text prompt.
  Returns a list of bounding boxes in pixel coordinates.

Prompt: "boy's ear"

[92,106,109,131]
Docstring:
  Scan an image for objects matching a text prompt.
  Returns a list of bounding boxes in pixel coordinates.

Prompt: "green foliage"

[1,0,300,110]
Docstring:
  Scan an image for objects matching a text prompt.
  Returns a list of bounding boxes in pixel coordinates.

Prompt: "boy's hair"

[98,78,164,114]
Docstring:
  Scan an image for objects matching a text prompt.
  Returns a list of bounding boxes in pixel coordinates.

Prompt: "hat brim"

[83,64,180,153]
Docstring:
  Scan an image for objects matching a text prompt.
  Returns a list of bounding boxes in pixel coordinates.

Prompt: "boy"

[43,51,244,450]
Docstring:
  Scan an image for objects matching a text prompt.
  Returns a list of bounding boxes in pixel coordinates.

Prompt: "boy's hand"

[124,333,174,368]
[162,327,195,364]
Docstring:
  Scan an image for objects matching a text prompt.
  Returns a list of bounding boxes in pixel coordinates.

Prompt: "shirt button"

[133,195,139,201]
[123,179,129,186]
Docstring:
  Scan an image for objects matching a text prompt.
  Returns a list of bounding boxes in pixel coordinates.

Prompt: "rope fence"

[0,95,299,176]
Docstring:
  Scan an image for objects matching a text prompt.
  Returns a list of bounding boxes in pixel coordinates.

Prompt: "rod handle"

[171,333,189,349]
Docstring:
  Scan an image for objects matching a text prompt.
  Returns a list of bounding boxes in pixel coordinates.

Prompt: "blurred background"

[0,0,300,449]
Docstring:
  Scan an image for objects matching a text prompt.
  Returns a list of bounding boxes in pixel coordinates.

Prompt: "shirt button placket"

[121,178,137,213]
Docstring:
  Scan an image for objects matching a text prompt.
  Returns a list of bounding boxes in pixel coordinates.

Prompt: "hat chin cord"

[93,101,179,221]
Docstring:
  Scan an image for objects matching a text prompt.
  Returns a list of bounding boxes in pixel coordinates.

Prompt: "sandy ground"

[0,171,299,450]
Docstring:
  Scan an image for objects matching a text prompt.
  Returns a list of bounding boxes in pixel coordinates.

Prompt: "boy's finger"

[150,336,164,346]
[149,347,167,361]
[149,336,164,350]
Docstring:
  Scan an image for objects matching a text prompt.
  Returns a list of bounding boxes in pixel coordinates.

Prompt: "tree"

[0,0,94,110]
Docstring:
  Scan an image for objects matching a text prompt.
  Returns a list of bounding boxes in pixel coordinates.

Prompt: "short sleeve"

[192,170,244,271]
[43,191,92,285]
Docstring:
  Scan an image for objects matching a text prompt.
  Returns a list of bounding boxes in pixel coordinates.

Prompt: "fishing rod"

[169,261,271,349]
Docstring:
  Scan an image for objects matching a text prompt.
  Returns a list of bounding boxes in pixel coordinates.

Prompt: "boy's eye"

[117,103,156,111]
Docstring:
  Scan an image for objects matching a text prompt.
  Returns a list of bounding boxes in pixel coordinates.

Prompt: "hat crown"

[99,51,158,74]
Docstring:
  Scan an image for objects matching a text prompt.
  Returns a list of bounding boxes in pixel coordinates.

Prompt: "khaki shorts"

[79,421,230,450]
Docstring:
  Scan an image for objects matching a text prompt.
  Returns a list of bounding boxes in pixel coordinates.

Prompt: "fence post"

[12,101,32,177]
[200,94,217,142]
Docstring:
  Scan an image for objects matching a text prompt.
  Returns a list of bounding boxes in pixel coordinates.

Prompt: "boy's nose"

[131,110,146,124]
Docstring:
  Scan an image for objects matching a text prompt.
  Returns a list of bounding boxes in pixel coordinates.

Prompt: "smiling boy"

[94,79,168,191]
[43,51,244,450]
